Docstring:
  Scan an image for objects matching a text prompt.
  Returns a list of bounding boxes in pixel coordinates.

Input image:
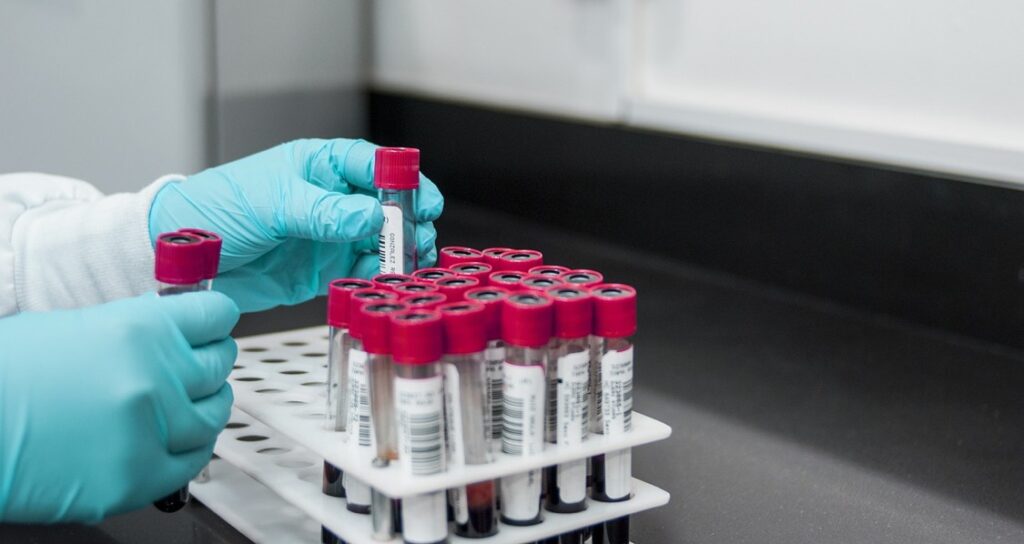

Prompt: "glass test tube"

[438,245,483,268]
[499,291,554,526]
[391,310,448,544]
[559,270,606,437]
[544,287,592,515]
[323,279,374,499]
[344,289,399,515]
[152,231,213,513]
[589,284,637,544]
[465,286,511,454]
[439,302,498,538]
[375,147,420,274]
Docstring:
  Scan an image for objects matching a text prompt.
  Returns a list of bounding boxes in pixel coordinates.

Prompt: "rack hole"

[280,369,308,375]
[301,381,326,387]
[236,435,269,442]
[234,376,263,382]
[242,347,267,352]
[260,358,288,364]
[302,352,326,358]
[225,422,248,429]
[300,412,326,419]
[282,341,307,347]
[275,458,315,469]
[256,447,290,455]
[255,388,283,394]
[280,399,308,406]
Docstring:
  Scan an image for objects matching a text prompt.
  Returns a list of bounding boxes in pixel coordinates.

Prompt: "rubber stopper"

[347,289,399,340]
[520,274,566,293]
[501,291,554,348]
[528,265,570,277]
[392,282,439,296]
[155,232,206,285]
[177,228,222,279]
[438,301,487,355]
[389,309,443,364]
[372,273,416,291]
[358,301,408,354]
[591,283,637,338]
[481,247,512,268]
[560,269,604,288]
[488,270,525,288]
[373,147,420,191]
[450,261,493,286]
[547,286,593,339]
[497,249,543,272]
[438,246,484,268]
[465,286,510,342]
[399,292,448,311]
[434,276,480,301]
[412,267,456,283]
[327,278,374,328]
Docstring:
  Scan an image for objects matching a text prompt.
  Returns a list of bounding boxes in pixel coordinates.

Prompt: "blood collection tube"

[465,286,510,453]
[434,275,479,301]
[497,249,544,272]
[344,289,399,515]
[376,147,420,274]
[438,302,498,538]
[390,309,448,544]
[373,273,417,291]
[392,282,439,297]
[438,245,483,268]
[520,274,566,294]
[499,291,554,526]
[449,261,493,286]
[400,292,448,311]
[152,231,212,512]
[488,270,526,289]
[413,267,456,283]
[544,287,592,517]
[529,265,569,278]
[559,269,604,288]
[323,278,374,499]
[589,284,637,544]
[481,247,512,268]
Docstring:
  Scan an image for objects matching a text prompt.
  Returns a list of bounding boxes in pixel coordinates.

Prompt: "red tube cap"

[348,288,399,340]
[501,291,553,348]
[373,147,419,191]
[155,232,206,285]
[327,278,374,328]
[399,292,448,310]
[465,286,510,341]
[358,301,408,354]
[547,286,593,339]
[438,301,487,355]
[520,274,566,293]
[591,283,637,338]
[177,228,222,279]
[481,247,512,268]
[560,269,604,288]
[389,309,443,364]
[488,270,525,288]
[438,246,483,268]
[528,265,569,277]
[434,276,479,301]
[372,273,416,291]
[497,249,543,272]
[392,282,439,297]
[450,261,492,286]
[412,267,456,283]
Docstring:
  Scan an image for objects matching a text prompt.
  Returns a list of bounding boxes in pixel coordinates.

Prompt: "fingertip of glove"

[417,174,445,221]
[318,193,383,242]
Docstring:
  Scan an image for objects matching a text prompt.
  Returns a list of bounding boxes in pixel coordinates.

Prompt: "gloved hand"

[148,138,444,312]
[0,291,239,523]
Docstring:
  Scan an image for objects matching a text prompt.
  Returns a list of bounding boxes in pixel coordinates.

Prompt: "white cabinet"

[371,0,629,121]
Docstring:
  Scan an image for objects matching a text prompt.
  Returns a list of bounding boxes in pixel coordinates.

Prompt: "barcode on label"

[347,350,373,449]
[396,375,445,476]
[487,359,503,441]
[601,346,634,436]
[502,362,545,457]
[403,412,442,475]
[379,205,404,274]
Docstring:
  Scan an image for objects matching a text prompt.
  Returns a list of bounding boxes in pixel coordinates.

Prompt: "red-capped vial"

[560,269,604,288]
[489,270,526,289]
[438,246,484,268]
[375,147,419,275]
[481,247,512,268]
[323,278,373,499]
[528,265,570,278]
[499,291,553,526]
[450,261,493,286]
[520,274,566,293]
[543,287,593,515]
[465,286,510,450]
[392,282,439,297]
[152,230,219,513]
[176,228,222,280]
[588,284,636,512]
[400,292,448,311]
[372,273,416,291]
[438,302,498,538]
[434,276,479,301]
[497,249,544,272]
[413,267,456,284]
[389,309,449,544]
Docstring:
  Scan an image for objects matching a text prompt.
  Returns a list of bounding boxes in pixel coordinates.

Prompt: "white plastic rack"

[199,326,671,543]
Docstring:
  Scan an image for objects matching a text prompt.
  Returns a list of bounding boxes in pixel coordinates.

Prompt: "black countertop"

[5,202,1022,543]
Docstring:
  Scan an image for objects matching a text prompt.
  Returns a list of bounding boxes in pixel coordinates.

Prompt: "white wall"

[371,0,1024,186]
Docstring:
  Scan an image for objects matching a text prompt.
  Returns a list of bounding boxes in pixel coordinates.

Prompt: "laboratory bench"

[3,201,1022,543]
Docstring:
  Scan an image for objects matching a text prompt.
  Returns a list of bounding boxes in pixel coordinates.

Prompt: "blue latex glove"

[0,292,239,523]
[148,138,445,312]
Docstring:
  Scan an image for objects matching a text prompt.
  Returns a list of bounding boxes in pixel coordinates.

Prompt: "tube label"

[395,375,445,476]
[556,350,589,503]
[589,337,603,434]
[347,349,374,451]
[501,363,545,456]
[401,492,448,543]
[343,473,371,508]
[485,349,505,450]
[379,205,404,274]
[326,329,348,431]
[500,469,542,522]
[443,364,470,524]
[601,346,633,500]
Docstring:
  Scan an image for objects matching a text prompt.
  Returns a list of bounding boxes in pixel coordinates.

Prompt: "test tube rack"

[194,326,671,543]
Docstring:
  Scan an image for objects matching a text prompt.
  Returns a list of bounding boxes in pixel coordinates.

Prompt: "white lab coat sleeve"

[0,172,184,317]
